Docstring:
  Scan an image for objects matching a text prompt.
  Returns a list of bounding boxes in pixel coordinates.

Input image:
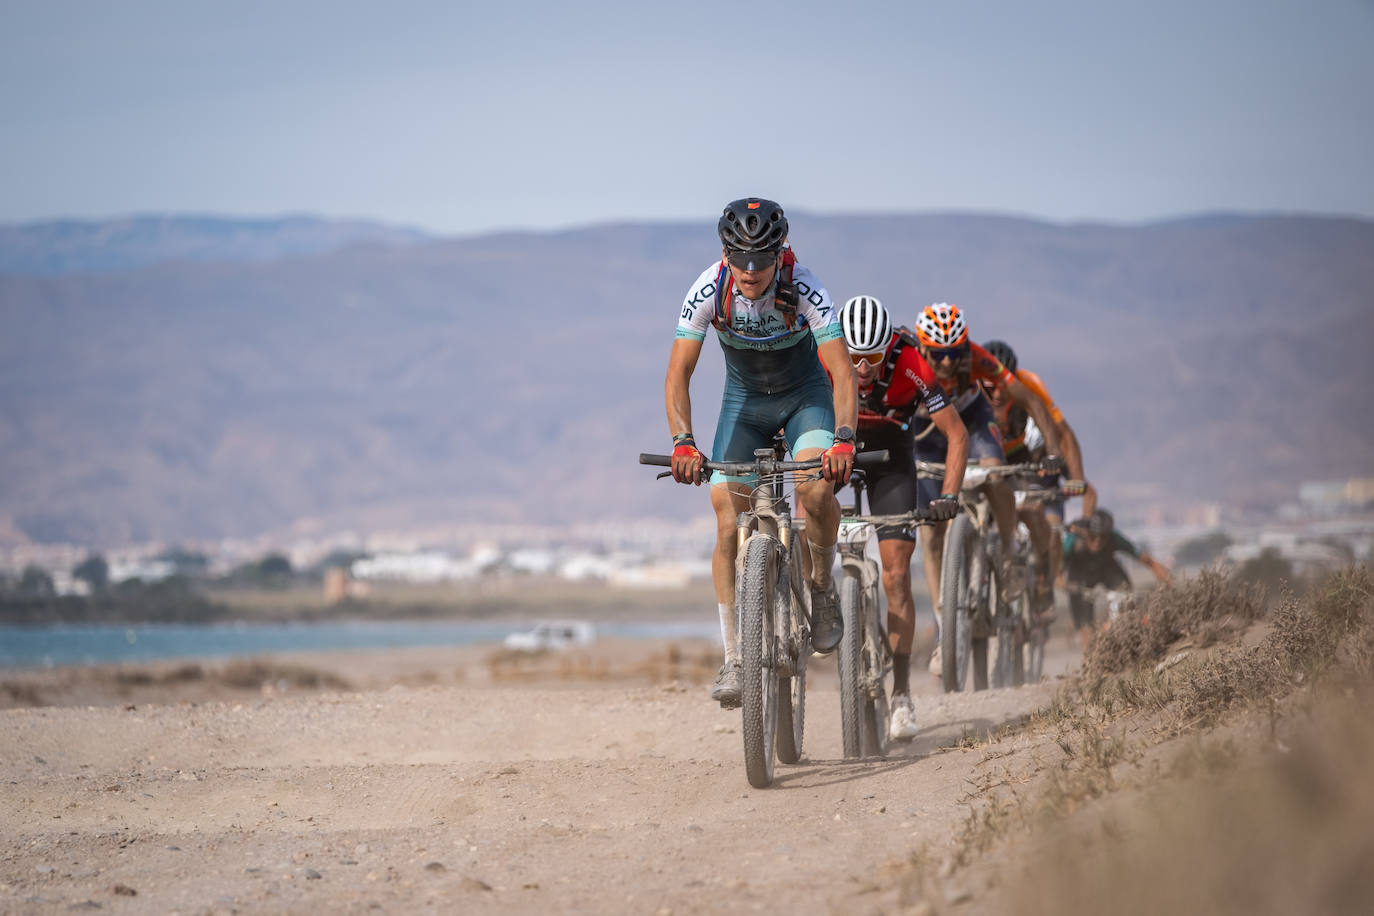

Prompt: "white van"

[503,620,597,652]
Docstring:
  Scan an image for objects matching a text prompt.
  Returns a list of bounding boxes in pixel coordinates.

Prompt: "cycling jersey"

[675,259,842,485]
[856,332,948,432]
[1064,529,1141,561]
[676,260,842,395]
[992,368,1064,456]
[912,342,1014,425]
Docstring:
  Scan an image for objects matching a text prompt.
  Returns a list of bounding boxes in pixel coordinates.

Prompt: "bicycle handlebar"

[640,449,890,478]
[917,460,1044,490]
[841,508,940,527]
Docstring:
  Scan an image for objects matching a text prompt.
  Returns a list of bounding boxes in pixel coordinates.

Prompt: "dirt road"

[1,641,1076,915]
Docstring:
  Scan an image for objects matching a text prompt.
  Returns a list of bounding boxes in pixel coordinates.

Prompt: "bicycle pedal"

[717,697,742,710]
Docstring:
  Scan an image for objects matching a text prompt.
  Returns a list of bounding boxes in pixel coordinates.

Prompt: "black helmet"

[718,198,788,265]
[982,339,1018,374]
[1088,509,1114,538]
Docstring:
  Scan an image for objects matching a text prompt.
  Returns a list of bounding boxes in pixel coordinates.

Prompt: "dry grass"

[1000,689,1374,916]
[217,659,352,690]
[895,566,1374,913]
[1085,568,1266,678]
[485,641,719,685]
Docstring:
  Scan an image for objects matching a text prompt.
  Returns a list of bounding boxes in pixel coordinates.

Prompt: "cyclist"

[909,304,1064,675]
[980,339,1096,621]
[838,295,967,740]
[1061,509,1172,652]
[666,198,858,708]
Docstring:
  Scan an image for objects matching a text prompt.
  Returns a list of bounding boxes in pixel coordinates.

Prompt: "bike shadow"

[768,715,1002,789]
[769,754,923,788]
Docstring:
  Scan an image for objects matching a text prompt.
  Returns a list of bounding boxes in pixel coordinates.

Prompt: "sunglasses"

[926,346,965,363]
[725,250,779,271]
[850,351,884,367]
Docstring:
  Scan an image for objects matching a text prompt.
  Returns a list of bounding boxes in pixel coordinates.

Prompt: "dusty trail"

[1,643,1076,915]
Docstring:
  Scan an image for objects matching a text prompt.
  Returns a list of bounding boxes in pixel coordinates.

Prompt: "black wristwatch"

[834,425,855,444]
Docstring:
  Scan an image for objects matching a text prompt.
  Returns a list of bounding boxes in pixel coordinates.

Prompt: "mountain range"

[1,211,1371,547]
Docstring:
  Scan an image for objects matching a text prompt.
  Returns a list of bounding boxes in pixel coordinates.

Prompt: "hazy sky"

[2,0,1372,234]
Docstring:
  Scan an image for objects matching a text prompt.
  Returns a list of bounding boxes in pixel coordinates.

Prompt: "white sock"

[718,602,738,664]
[808,540,836,590]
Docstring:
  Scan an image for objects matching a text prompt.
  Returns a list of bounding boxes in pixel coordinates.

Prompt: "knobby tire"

[775,541,808,765]
[860,581,890,758]
[837,572,864,759]
[940,514,974,693]
[739,536,777,788]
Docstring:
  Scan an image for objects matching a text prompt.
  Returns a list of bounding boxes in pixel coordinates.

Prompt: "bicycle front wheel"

[775,539,808,765]
[837,571,864,759]
[860,580,890,758]
[1028,622,1046,684]
[940,514,975,693]
[739,535,778,788]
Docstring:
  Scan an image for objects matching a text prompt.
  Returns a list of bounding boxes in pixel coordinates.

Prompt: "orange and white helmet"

[914,303,968,348]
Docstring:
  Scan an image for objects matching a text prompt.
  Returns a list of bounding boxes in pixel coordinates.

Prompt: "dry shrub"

[1086,569,1265,677]
[1274,566,1374,675]
[1173,645,1287,726]
[995,688,1374,916]
[114,663,207,686]
[1169,567,1372,726]
[217,659,350,690]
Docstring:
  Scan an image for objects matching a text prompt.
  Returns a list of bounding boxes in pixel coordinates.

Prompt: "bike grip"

[639,453,672,467]
[855,449,890,466]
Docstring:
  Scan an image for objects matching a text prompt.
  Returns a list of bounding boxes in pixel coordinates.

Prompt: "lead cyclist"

[664,198,858,707]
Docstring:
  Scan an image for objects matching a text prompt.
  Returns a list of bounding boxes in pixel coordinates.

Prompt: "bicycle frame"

[835,475,888,757]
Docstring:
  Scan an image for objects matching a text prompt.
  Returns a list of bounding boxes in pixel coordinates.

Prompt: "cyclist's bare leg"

[920,520,947,674]
[879,538,917,696]
[982,475,1018,556]
[793,447,840,587]
[1078,623,1095,654]
[920,519,947,635]
[1019,506,1051,559]
[1048,521,1064,582]
[710,482,752,661]
[1019,507,1054,611]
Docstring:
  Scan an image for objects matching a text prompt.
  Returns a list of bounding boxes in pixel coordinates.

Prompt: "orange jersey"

[992,368,1064,454]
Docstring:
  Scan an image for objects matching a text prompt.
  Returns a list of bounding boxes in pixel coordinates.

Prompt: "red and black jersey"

[857,331,949,432]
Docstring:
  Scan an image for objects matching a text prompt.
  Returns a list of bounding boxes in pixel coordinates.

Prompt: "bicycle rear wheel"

[837,571,864,759]
[775,540,808,765]
[860,581,890,758]
[739,535,778,788]
[970,548,990,692]
[991,565,1020,689]
[1028,617,1046,683]
[940,514,975,693]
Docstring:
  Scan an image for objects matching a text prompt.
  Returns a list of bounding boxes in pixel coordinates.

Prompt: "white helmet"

[840,295,891,354]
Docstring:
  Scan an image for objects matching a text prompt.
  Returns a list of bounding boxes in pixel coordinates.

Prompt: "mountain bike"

[836,473,938,758]
[917,460,1040,693]
[642,442,885,787]
[1002,484,1071,686]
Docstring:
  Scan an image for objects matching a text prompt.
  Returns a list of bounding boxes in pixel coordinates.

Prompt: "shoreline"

[0,635,734,710]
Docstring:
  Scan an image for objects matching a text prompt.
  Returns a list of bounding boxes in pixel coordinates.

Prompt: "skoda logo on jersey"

[795,281,824,308]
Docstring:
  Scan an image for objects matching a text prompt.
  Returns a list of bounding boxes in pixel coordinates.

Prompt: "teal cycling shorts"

[709,374,835,486]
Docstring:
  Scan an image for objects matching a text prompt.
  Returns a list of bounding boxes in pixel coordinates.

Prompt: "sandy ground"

[1,634,1080,915]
